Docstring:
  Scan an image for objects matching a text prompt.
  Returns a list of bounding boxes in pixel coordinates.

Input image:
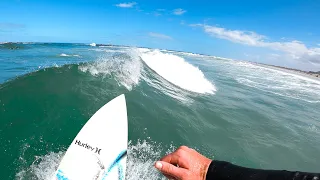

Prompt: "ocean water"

[0,43,320,180]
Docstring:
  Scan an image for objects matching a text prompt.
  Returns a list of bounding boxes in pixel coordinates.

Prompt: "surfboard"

[53,94,128,180]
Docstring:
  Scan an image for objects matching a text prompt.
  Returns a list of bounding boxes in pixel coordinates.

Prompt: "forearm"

[206,160,319,180]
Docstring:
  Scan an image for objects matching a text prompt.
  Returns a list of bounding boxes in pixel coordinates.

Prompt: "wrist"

[202,159,213,180]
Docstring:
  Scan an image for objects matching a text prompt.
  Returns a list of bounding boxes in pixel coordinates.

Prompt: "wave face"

[0,43,320,179]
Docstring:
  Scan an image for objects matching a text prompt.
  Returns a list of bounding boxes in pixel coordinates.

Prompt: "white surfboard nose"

[54,94,128,180]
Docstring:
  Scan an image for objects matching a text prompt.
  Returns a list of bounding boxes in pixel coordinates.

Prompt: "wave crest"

[79,52,142,91]
[79,48,216,102]
[138,49,216,94]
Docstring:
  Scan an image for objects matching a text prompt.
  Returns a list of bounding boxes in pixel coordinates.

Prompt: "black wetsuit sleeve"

[206,160,319,180]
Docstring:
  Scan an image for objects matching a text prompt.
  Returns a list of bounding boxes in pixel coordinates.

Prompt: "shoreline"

[256,63,320,79]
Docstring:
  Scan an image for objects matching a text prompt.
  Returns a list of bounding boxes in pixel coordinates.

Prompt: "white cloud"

[173,8,186,15]
[203,25,265,46]
[200,24,320,65]
[115,2,136,8]
[303,47,320,64]
[148,32,172,40]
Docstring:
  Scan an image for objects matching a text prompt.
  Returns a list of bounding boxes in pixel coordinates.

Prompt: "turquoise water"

[0,43,320,179]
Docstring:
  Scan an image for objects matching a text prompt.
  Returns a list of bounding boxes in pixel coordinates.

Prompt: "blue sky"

[1,0,320,71]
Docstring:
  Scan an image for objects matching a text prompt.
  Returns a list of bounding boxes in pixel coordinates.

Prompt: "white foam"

[88,49,126,53]
[79,52,142,91]
[59,53,69,57]
[89,47,131,53]
[16,151,65,180]
[104,49,127,53]
[138,49,216,94]
[59,53,80,57]
[224,61,320,103]
[22,42,36,44]
[126,140,175,180]
[90,43,96,47]
[175,51,204,57]
[138,47,150,53]
[16,140,175,180]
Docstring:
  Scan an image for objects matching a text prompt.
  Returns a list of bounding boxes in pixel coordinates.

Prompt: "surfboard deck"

[53,94,128,180]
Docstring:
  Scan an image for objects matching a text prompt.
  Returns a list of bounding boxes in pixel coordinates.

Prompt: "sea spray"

[79,53,142,91]
[16,140,175,180]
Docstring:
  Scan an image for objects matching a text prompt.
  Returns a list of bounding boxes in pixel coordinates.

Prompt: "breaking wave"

[138,48,216,94]
[78,48,216,102]
[79,52,142,91]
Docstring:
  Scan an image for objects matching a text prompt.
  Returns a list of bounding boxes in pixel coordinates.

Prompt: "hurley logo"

[74,140,102,154]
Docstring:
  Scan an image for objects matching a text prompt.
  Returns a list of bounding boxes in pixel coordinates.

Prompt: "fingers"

[178,146,190,151]
[155,161,188,179]
[160,153,186,168]
[160,146,190,168]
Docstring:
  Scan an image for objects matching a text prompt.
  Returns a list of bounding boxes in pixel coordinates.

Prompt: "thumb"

[155,161,187,179]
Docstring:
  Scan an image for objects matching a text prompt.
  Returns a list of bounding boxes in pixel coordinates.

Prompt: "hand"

[155,146,212,180]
